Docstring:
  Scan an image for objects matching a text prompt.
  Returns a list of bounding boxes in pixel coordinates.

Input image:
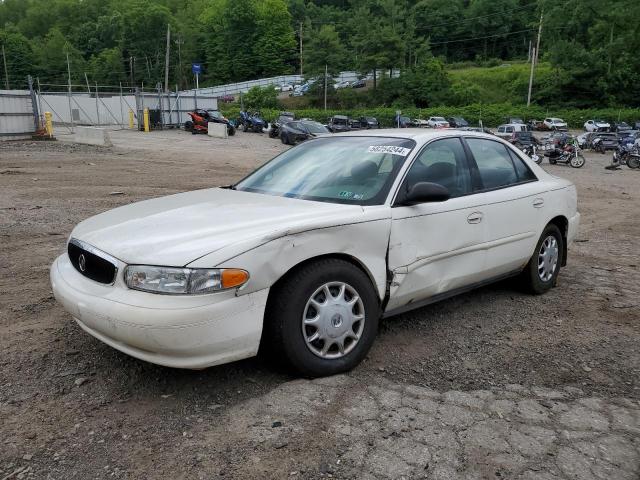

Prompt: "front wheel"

[570,154,586,168]
[521,224,563,294]
[227,125,236,136]
[263,259,379,377]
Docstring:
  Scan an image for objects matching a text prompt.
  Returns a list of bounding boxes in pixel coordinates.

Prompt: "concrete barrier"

[207,122,228,139]
[75,126,113,147]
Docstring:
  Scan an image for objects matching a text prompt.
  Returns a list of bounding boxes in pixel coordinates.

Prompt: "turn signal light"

[221,269,250,289]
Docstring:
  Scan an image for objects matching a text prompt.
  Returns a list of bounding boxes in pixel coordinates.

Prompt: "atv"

[184,109,236,136]
[238,111,267,133]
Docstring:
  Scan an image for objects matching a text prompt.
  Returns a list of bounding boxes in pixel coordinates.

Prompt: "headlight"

[124,265,249,295]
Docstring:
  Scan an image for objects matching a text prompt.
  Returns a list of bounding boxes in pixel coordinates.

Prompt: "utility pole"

[129,56,134,87]
[527,47,536,107]
[527,11,543,107]
[607,25,613,74]
[2,45,9,89]
[324,64,328,111]
[175,35,183,90]
[66,52,74,131]
[164,24,171,92]
[299,21,303,76]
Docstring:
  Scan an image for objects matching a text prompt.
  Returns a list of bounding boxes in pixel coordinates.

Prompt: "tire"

[269,126,278,138]
[627,156,640,169]
[570,154,585,168]
[227,125,236,136]
[263,259,380,377]
[549,157,557,165]
[184,120,193,132]
[243,122,248,132]
[521,224,564,295]
[280,133,288,144]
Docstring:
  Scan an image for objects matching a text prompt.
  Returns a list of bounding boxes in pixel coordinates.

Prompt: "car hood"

[70,188,364,266]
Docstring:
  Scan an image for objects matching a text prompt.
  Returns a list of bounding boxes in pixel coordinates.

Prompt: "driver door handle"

[533,198,545,208]
[467,212,483,224]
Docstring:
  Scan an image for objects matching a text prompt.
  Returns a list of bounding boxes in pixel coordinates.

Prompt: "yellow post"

[128,109,135,129]
[44,111,53,137]
[143,108,150,133]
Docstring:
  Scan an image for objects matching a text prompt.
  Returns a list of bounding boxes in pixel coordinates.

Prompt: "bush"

[241,85,279,110]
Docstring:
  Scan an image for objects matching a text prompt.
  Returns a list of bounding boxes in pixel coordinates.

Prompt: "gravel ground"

[0,131,638,479]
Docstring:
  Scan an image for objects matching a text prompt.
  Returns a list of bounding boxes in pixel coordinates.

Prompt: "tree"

[88,47,126,86]
[304,25,347,76]
[0,27,36,88]
[36,27,85,85]
[254,0,296,77]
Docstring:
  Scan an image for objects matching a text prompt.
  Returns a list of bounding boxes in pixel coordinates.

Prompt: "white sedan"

[543,118,568,130]
[584,119,610,132]
[426,117,450,128]
[51,131,580,376]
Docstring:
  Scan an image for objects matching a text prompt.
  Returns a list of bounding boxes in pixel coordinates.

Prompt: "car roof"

[334,128,497,143]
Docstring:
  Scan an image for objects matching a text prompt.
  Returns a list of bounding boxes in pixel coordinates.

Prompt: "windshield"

[302,121,329,134]
[235,136,415,205]
[332,118,348,125]
[433,117,446,121]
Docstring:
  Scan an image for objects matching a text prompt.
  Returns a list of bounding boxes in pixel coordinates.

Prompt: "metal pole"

[299,21,303,76]
[36,77,44,126]
[164,23,171,92]
[84,72,91,93]
[194,73,198,108]
[324,64,327,111]
[28,75,40,131]
[534,11,543,66]
[66,52,74,131]
[2,45,9,89]
[527,47,536,106]
[119,82,125,128]
[95,82,100,126]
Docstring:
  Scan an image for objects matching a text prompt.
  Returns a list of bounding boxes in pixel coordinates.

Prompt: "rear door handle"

[467,212,483,224]
[533,198,545,208]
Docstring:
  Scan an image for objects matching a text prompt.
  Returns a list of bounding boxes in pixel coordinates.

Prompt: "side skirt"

[382,269,523,319]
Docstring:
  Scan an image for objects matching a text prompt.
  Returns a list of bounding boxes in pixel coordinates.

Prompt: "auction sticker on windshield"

[367,145,411,156]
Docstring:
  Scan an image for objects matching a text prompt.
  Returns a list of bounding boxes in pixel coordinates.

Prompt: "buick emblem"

[78,254,86,272]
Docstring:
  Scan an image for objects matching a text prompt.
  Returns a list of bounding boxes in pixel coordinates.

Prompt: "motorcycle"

[185,109,236,136]
[609,143,640,169]
[238,111,267,133]
[591,136,605,154]
[544,137,585,168]
[521,144,542,164]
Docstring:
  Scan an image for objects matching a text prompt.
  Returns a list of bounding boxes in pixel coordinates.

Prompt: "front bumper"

[50,254,269,369]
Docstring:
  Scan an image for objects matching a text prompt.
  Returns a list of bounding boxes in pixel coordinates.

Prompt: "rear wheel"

[263,259,379,377]
[184,120,193,132]
[521,224,563,294]
[627,156,640,169]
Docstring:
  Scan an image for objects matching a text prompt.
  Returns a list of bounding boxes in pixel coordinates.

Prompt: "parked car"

[426,116,450,128]
[543,118,568,131]
[458,127,495,135]
[280,120,330,145]
[447,117,469,128]
[334,80,352,90]
[351,79,366,88]
[618,130,640,145]
[496,123,528,140]
[505,117,525,125]
[51,130,580,376]
[216,94,235,103]
[327,115,351,133]
[394,115,414,128]
[611,121,631,133]
[412,118,429,128]
[584,119,610,132]
[359,116,380,129]
[349,118,363,129]
[292,83,312,97]
[269,111,295,138]
[279,84,294,92]
[528,119,544,131]
[590,132,619,150]
[633,121,640,130]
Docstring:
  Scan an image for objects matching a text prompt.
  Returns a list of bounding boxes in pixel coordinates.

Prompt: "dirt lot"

[1,130,638,479]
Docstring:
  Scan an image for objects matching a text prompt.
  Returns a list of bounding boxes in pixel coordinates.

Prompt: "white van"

[496,123,528,140]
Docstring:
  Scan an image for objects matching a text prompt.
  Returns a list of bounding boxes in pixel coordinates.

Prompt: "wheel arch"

[548,215,568,266]
[266,253,383,306]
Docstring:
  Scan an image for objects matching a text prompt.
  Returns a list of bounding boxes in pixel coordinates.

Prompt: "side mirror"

[402,182,450,205]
